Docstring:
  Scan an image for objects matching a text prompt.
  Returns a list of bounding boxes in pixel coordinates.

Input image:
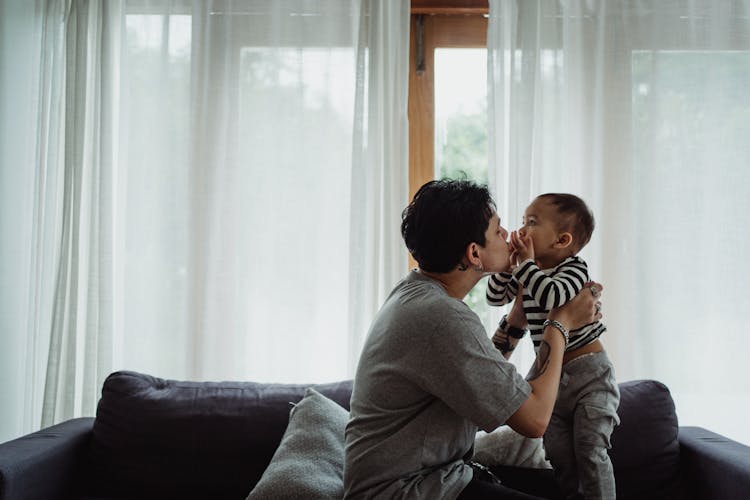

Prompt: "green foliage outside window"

[437,106,492,320]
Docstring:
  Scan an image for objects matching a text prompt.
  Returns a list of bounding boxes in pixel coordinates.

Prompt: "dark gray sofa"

[0,370,748,499]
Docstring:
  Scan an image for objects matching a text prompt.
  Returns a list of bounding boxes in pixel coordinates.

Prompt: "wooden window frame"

[408,3,488,201]
[406,2,488,269]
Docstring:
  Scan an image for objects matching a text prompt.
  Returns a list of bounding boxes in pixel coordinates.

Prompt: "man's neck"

[417,268,479,300]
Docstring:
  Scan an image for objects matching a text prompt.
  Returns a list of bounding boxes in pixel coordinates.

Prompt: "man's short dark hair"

[401,179,495,273]
[537,193,595,253]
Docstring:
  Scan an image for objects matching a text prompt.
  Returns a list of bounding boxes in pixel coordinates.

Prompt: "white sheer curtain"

[0,0,408,443]
[0,0,43,440]
[488,0,750,445]
[0,0,122,436]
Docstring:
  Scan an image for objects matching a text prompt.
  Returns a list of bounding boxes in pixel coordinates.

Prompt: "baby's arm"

[513,257,589,310]
[486,272,519,306]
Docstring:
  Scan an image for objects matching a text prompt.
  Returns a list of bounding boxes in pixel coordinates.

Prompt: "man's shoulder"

[373,280,451,334]
[378,279,482,345]
[394,273,464,313]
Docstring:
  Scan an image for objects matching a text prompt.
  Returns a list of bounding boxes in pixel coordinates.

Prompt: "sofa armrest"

[679,426,750,500]
[0,417,94,500]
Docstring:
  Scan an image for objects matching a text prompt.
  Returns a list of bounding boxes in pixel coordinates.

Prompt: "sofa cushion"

[246,388,348,499]
[83,371,352,500]
[609,379,680,499]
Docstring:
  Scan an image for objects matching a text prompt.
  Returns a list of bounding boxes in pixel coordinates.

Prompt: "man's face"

[480,211,511,273]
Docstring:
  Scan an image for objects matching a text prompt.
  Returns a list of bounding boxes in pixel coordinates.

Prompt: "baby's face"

[518,198,562,257]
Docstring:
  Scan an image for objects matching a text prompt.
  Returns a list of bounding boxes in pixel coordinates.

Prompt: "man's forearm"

[504,325,566,437]
[492,314,527,359]
[491,327,521,360]
[525,323,567,417]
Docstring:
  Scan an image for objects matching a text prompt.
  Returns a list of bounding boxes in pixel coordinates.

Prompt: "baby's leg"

[573,383,619,499]
[543,411,581,500]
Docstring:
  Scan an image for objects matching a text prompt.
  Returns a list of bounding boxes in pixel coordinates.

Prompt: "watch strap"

[499,314,528,339]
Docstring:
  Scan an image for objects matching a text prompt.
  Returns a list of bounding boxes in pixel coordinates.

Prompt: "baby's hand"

[508,238,518,271]
[510,231,535,265]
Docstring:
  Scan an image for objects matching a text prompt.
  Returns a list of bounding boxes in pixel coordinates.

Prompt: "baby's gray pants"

[543,350,620,500]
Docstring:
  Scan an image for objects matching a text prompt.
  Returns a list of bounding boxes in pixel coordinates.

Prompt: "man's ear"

[467,242,481,266]
[555,232,574,249]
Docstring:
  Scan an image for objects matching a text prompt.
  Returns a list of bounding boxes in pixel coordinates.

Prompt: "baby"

[486,193,619,500]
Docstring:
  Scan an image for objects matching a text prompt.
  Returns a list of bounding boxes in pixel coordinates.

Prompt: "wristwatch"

[499,314,528,339]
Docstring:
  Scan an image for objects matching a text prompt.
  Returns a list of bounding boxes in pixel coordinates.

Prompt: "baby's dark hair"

[536,193,594,253]
[401,179,495,273]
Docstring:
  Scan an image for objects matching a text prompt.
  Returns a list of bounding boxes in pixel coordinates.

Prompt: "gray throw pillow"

[246,388,348,500]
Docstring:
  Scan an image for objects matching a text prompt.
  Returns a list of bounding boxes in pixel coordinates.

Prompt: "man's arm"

[491,294,527,359]
[505,282,602,438]
[491,324,522,360]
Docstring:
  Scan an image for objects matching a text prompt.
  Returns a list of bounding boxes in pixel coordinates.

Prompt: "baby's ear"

[555,232,574,249]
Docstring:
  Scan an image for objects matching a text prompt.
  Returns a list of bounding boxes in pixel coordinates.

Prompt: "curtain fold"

[488,0,750,445]
[348,0,410,374]
[0,0,409,442]
[41,0,122,428]
[1,0,45,440]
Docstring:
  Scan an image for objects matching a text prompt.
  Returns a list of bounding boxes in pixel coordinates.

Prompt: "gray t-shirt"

[344,271,531,499]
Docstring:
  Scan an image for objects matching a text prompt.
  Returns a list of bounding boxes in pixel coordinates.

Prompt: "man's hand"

[548,281,604,330]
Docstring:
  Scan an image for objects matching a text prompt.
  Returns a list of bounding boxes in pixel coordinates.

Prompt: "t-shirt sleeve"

[415,306,531,432]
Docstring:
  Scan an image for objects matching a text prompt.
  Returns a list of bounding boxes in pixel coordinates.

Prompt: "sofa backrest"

[609,379,681,499]
[83,371,352,499]
[82,371,680,500]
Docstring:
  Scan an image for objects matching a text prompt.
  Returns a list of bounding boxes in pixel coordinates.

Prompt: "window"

[408,3,492,320]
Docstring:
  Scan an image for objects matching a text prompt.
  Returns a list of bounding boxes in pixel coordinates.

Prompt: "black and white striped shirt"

[486,256,606,352]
